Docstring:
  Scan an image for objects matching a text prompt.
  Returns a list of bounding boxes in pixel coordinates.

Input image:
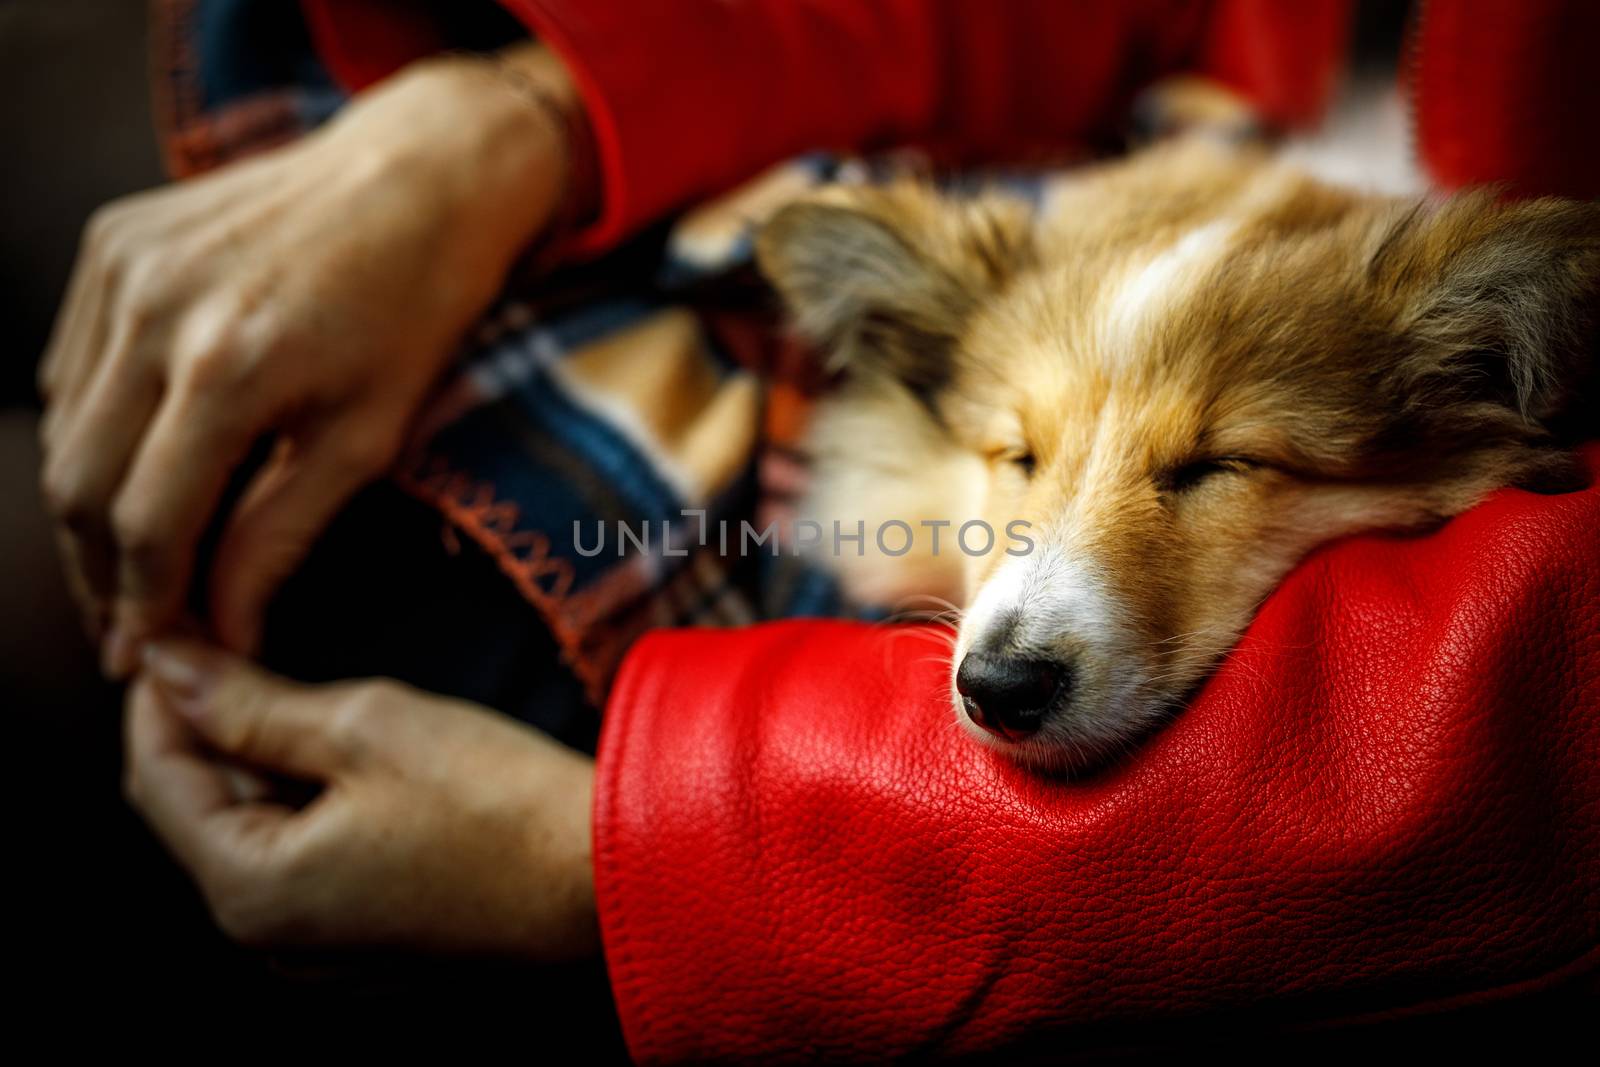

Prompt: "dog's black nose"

[956,653,1066,739]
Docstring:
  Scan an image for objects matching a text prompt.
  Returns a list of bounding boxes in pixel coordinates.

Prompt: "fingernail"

[101,625,141,680]
[142,642,214,708]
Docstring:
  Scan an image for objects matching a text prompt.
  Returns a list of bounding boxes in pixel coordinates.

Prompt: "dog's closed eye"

[984,446,1038,478]
[1158,456,1260,494]
[1006,451,1038,478]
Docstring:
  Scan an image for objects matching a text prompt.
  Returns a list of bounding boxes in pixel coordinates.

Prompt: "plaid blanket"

[152,0,1064,705]
[392,160,873,704]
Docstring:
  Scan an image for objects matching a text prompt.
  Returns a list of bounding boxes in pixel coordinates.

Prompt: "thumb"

[208,417,399,656]
[142,639,343,779]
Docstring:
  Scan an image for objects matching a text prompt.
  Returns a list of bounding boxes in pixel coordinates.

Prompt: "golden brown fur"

[757,139,1600,771]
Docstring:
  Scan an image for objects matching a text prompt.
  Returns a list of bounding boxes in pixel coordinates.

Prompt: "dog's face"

[758,142,1599,770]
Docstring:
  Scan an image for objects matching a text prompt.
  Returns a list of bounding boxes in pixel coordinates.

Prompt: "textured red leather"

[596,444,1600,1063]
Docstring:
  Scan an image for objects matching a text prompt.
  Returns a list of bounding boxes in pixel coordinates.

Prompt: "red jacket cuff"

[595,447,1600,1064]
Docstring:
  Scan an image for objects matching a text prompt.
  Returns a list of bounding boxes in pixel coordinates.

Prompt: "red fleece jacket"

[299,2,1600,1061]
[301,0,1350,253]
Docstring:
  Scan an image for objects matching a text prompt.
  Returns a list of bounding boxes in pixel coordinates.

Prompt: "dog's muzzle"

[956,652,1069,740]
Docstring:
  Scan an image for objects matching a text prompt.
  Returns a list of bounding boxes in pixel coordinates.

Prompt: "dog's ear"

[1370,191,1600,427]
[756,182,1033,401]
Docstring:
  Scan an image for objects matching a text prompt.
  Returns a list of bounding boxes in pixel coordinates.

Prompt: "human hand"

[39,45,587,674]
[123,639,598,958]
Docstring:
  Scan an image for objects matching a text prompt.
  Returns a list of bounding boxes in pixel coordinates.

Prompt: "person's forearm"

[492,40,600,239]
[495,0,1210,252]
[374,42,596,274]
[595,524,1600,1065]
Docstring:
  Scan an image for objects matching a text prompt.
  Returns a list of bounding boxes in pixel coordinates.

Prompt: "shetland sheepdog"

[756,138,1599,770]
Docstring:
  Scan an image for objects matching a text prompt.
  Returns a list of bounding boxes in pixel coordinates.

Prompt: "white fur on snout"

[958,547,1123,662]
[954,546,1165,767]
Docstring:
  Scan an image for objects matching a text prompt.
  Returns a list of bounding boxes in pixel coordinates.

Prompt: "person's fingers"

[37,235,120,632]
[103,360,278,675]
[39,334,163,634]
[124,673,246,877]
[52,527,112,643]
[37,209,117,405]
[141,638,349,779]
[126,672,311,945]
[209,416,401,655]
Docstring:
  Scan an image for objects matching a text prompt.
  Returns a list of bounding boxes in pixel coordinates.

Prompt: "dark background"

[0,0,176,1008]
[0,0,162,406]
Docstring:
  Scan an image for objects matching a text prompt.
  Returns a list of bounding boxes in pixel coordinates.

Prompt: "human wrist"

[518,745,601,960]
[412,43,598,266]
[331,45,585,276]
[488,41,601,250]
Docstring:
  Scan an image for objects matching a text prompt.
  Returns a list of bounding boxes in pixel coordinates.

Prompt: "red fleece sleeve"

[1413,0,1600,199]
[299,0,1348,254]
[594,446,1600,1063]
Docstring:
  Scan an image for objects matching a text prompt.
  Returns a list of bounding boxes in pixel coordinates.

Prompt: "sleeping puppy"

[756,139,1599,771]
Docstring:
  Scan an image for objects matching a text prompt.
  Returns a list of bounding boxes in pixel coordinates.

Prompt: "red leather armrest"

[594,445,1600,1064]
